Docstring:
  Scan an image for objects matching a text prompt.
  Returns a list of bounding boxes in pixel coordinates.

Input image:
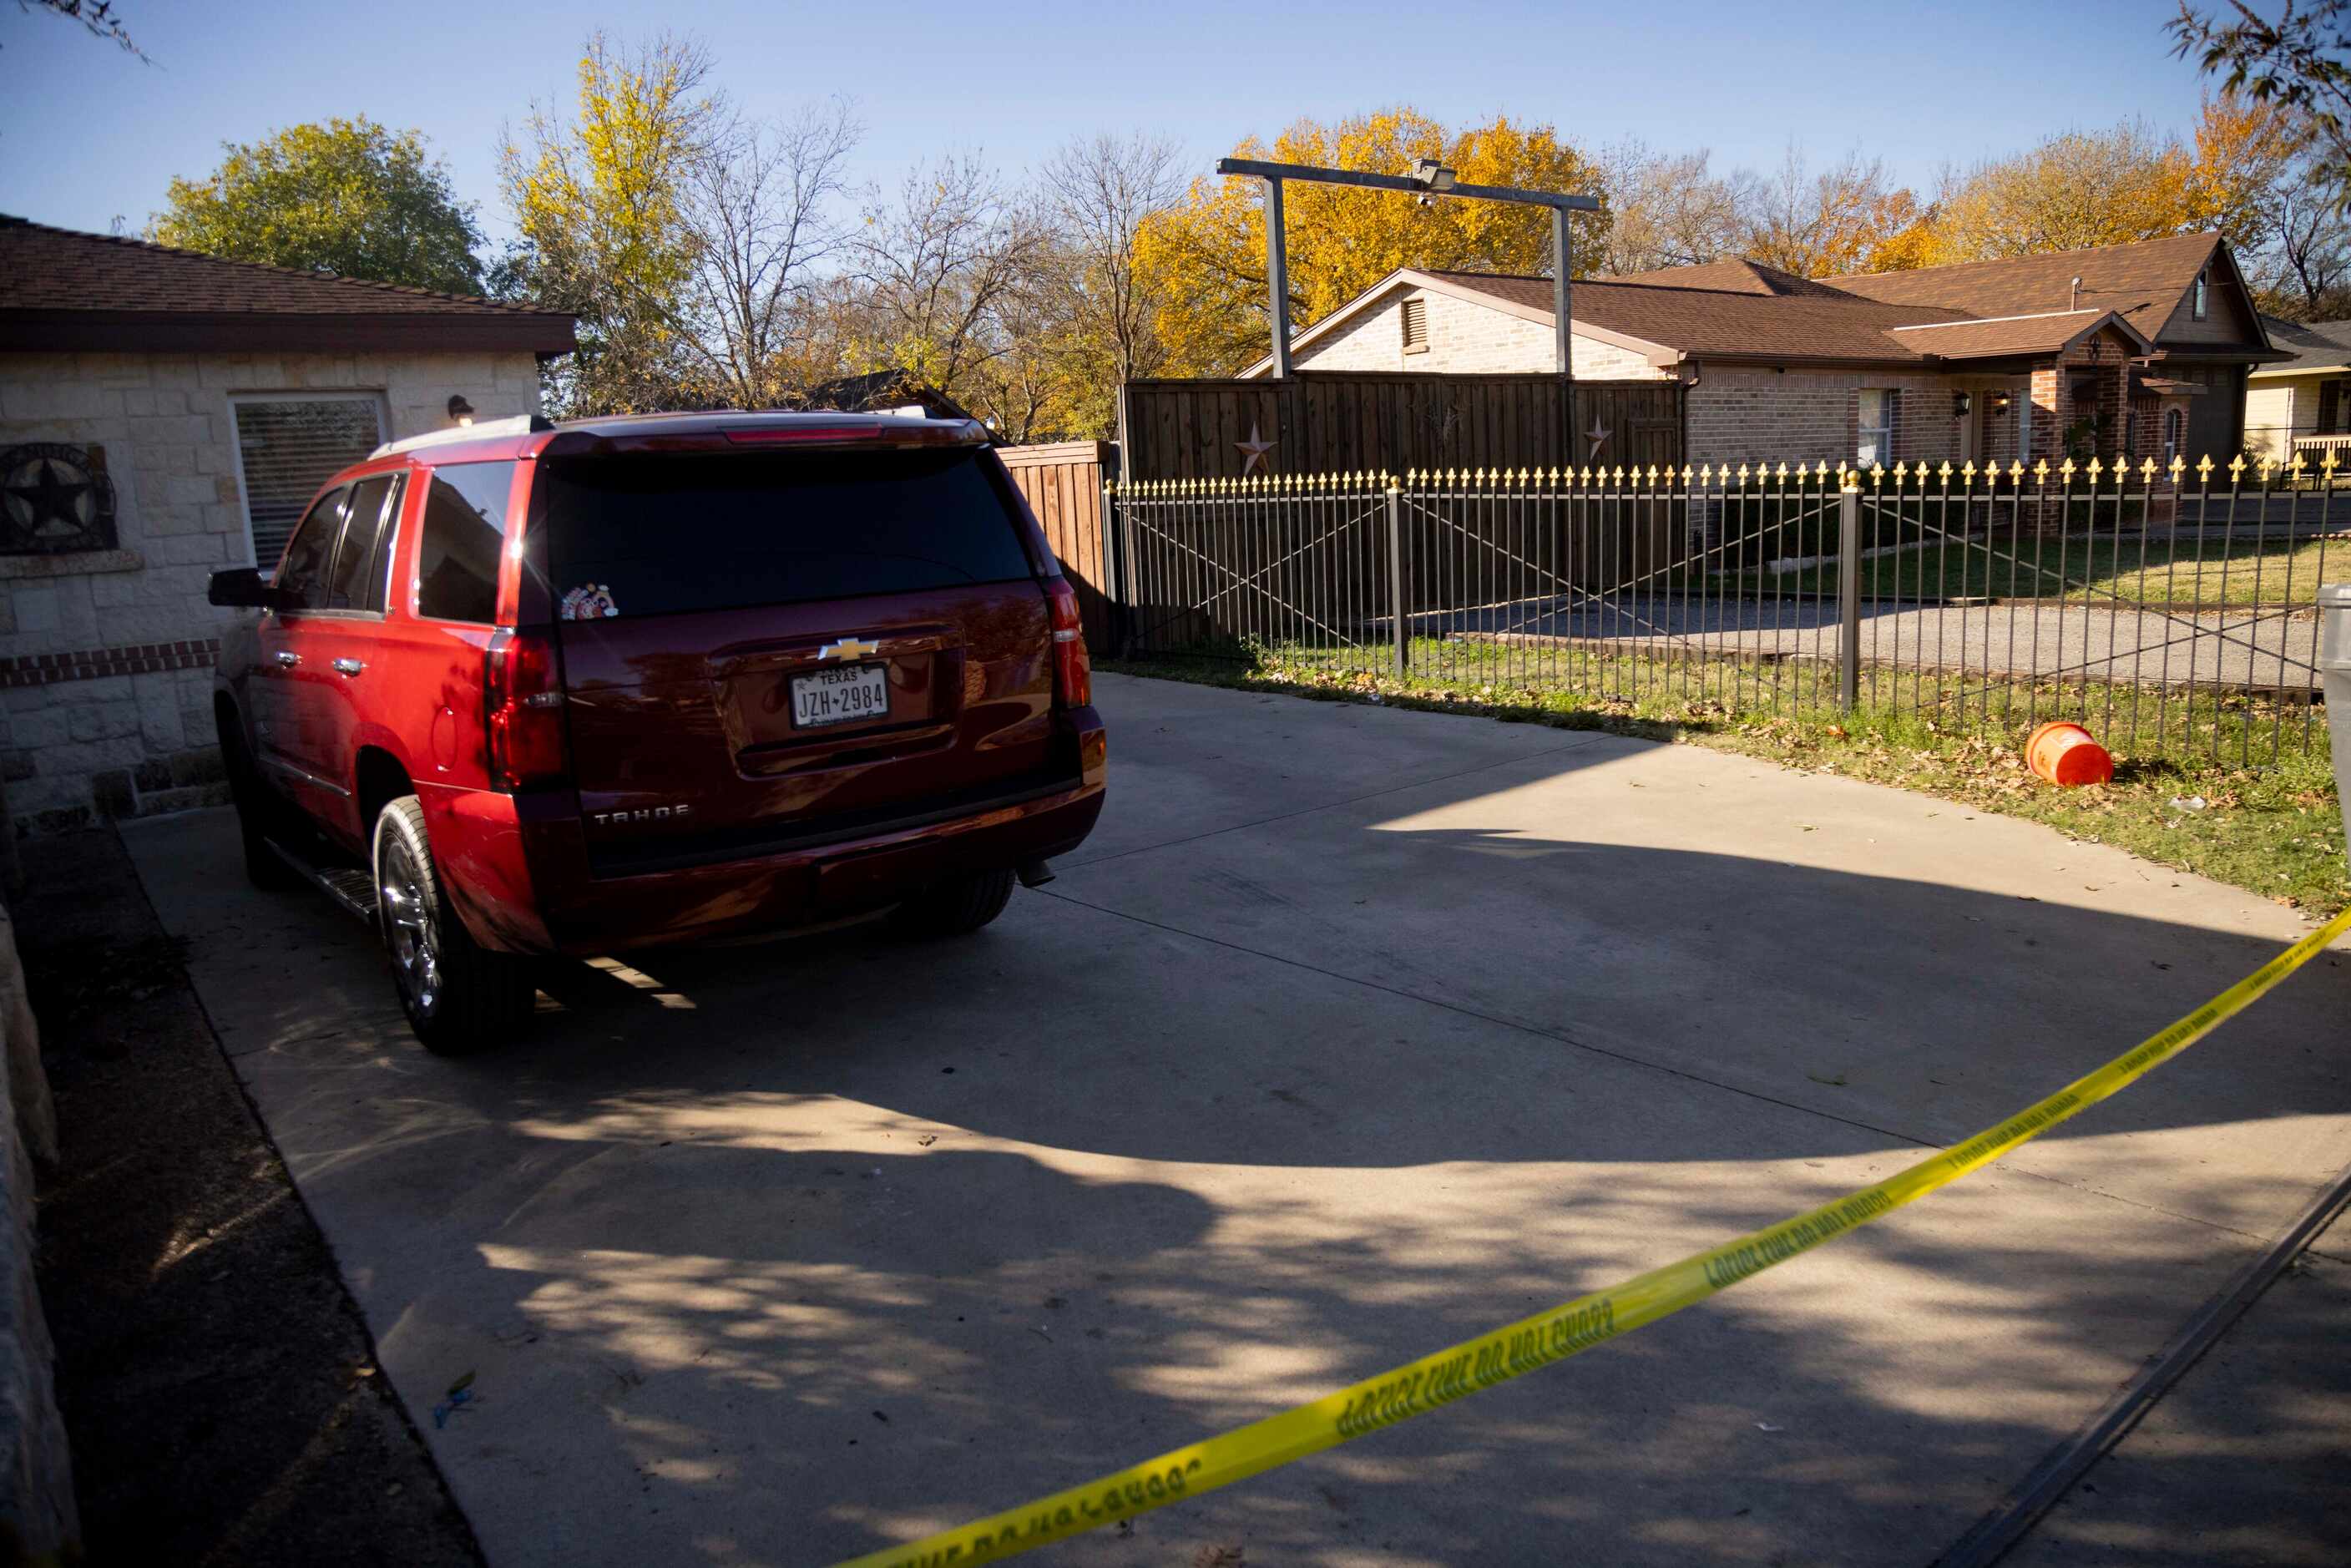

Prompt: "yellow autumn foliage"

[1876,95,2297,271]
[1135,109,1608,375]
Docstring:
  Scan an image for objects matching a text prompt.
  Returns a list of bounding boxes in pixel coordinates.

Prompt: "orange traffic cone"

[2025,721,2114,787]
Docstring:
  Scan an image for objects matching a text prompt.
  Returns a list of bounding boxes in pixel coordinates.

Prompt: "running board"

[265,837,378,923]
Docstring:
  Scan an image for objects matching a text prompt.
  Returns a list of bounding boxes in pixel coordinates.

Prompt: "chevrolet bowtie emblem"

[818,637,880,661]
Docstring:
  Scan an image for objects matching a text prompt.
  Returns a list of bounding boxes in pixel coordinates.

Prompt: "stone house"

[1246,232,2277,474]
[2244,315,2351,466]
[0,216,574,837]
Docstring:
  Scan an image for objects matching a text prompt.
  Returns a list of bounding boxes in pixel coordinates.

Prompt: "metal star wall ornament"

[1,443,116,554]
[1236,421,1276,475]
[1585,417,1612,463]
[4,458,93,539]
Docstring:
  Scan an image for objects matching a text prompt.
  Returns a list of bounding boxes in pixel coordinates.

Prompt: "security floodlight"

[1413,158,1458,192]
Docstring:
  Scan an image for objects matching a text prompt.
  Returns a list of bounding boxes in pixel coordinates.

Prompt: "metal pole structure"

[1554,205,1575,467]
[1552,206,1573,379]
[1838,482,1863,714]
[1217,158,1600,385]
[1261,176,1293,379]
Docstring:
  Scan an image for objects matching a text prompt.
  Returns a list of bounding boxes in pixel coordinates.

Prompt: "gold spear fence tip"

[2325,448,2343,473]
[2227,454,2247,481]
[2196,454,2216,480]
[2057,457,2075,480]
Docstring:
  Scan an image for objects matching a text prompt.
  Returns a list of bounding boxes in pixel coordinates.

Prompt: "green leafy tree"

[2172,3,2351,199]
[153,118,483,294]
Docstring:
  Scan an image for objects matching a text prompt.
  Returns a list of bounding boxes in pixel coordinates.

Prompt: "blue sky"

[2,0,2215,245]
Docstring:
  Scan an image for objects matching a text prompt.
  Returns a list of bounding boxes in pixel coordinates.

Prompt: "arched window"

[2163,409,2183,463]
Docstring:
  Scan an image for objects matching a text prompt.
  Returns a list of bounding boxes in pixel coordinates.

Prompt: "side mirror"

[207,566,276,609]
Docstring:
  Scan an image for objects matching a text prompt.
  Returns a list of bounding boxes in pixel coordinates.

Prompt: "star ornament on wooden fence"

[1236,421,1276,475]
[1585,417,1610,463]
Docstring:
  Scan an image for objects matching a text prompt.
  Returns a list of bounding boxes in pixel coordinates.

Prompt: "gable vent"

[1401,296,1429,352]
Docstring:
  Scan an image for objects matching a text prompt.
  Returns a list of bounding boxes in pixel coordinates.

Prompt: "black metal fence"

[1109,457,2343,767]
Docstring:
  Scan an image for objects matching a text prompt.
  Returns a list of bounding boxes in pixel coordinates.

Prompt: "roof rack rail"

[371,413,555,459]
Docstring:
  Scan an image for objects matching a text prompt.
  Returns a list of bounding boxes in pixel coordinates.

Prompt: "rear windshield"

[538,448,1034,620]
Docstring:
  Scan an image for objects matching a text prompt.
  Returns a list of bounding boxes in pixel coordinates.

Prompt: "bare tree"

[1741,144,1911,276]
[1036,133,1186,387]
[678,98,862,407]
[960,255,1070,443]
[2260,149,2351,314]
[1596,141,1755,274]
[845,154,1049,402]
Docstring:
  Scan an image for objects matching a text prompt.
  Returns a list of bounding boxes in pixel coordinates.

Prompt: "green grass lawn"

[1102,644,2347,921]
[1723,532,2348,607]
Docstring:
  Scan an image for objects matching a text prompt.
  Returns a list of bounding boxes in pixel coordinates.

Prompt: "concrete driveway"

[122,672,2350,1567]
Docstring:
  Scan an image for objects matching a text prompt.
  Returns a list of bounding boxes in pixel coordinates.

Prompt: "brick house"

[1246,232,2277,473]
[0,217,574,837]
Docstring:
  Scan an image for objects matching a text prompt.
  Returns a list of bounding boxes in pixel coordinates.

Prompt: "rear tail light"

[484,629,567,790]
[1044,576,1090,709]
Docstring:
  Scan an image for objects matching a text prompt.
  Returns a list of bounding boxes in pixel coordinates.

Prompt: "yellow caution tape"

[835,905,2351,1568]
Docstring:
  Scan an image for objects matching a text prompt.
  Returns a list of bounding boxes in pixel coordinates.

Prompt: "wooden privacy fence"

[996,440,1117,653]
[1118,373,1683,483]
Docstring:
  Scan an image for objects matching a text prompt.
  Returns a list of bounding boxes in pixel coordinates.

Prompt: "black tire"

[891,867,1018,938]
[372,795,535,1055]
[217,713,300,891]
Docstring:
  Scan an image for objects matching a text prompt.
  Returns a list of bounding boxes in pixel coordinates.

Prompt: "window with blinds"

[230,396,386,573]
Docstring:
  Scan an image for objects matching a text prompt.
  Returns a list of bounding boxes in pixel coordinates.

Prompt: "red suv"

[209,412,1106,1053]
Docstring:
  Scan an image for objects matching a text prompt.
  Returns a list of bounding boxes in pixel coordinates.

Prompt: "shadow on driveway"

[119,701,2351,1567]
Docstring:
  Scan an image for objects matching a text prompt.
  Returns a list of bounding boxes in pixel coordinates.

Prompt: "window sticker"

[561,583,619,620]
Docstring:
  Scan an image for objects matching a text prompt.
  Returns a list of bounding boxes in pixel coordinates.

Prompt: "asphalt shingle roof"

[0,215,575,354]
[1398,233,2237,367]
[1885,310,2146,358]
[1422,270,1973,363]
[2253,315,2351,373]
[1820,231,2221,344]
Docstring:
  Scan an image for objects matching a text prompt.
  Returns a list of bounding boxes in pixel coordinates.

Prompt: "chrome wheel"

[378,833,441,1020]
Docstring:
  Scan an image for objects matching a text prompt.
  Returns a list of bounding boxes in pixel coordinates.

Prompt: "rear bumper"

[427,706,1107,957]
[538,774,1104,953]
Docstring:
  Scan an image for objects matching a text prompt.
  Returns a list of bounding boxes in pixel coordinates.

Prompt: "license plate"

[791,663,890,728]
